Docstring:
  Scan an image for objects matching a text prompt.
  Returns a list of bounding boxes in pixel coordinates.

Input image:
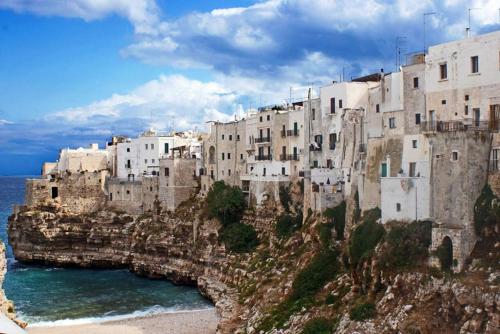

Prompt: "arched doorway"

[209,146,215,164]
[436,236,453,271]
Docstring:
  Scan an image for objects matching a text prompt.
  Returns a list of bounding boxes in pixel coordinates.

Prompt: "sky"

[0,0,499,175]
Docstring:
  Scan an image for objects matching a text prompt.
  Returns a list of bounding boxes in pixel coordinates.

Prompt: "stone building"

[159,156,200,211]
[42,144,110,176]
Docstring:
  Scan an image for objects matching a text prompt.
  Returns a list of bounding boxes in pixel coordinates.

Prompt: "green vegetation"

[279,185,292,212]
[474,185,499,236]
[350,302,376,321]
[353,191,361,223]
[276,212,303,238]
[258,249,340,331]
[206,181,246,226]
[206,181,258,253]
[323,201,347,241]
[301,317,335,334]
[378,220,432,269]
[349,208,384,268]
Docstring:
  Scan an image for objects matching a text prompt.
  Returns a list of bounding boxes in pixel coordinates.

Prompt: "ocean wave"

[27,305,215,327]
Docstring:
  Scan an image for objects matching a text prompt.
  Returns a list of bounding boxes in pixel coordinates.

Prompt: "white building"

[116,129,193,179]
[43,143,110,176]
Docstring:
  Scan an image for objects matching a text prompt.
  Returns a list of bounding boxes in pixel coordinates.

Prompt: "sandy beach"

[26,309,219,334]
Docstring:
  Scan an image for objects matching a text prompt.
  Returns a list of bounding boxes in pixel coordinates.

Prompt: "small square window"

[465,95,469,101]
[440,63,447,80]
[396,203,401,212]
[237,134,240,141]
[465,105,469,115]
[259,116,263,122]
[412,140,417,148]
[441,100,446,105]
[222,134,224,140]
[229,135,232,141]
[267,115,270,121]
[471,56,479,73]
[282,167,286,175]
[228,153,231,160]
[127,148,130,152]
[152,159,155,163]
[144,159,147,163]
[339,99,343,109]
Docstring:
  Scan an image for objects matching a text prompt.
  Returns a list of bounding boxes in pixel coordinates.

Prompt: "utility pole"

[467,8,481,37]
[396,36,407,69]
[423,12,436,53]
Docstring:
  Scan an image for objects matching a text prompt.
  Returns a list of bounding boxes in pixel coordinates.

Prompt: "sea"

[0,176,212,326]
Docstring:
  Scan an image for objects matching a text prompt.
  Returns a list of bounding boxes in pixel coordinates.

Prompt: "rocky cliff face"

[0,242,26,329]
[8,199,499,334]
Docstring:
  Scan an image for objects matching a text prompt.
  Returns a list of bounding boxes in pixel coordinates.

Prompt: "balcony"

[287,129,299,137]
[279,154,299,161]
[255,155,272,161]
[420,120,494,133]
[255,136,271,144]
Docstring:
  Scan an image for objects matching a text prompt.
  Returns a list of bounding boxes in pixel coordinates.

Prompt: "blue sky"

[0,0,499,175]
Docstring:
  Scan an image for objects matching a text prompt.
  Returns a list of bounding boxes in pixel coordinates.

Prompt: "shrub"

[290,249,339,301]
[350,302,376,321]
[349,209,384,267]
[301,317,333,334]
[433,238,453,271]
[279,186,292,212]
[379,220,432,269]
[474,185,499,235]
[353,191,361,223]
[219,222,259,253]
[276,212,303,238]
[206,181,246,226]
[324,201,347,240]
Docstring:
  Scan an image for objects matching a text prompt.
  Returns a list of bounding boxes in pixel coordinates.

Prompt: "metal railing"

[255,155,272,161]
[310,143,322,151]
[255,136,271,143]
[420,120,493,133]
[279,154,299,161]
[286,129,299,137]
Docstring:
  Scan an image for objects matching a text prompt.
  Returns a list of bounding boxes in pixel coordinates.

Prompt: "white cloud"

[0,0,160,34]
[48,75,240,130]
[0,119,14,125]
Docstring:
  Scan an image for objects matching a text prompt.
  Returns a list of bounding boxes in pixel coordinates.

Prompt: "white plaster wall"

[381,177,430,223]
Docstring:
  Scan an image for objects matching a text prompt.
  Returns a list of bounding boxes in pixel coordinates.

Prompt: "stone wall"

[106,179,143,214]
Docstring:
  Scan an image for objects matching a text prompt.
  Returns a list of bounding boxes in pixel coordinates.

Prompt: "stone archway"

[436,236,453,271]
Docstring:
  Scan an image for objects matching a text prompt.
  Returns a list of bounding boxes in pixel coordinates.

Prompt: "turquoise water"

[0,176,212,325]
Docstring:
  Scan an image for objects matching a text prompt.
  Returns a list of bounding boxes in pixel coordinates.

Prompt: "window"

[452,151,458,161]
[109,193,113,201]
[144,159,147,163]
[260,116,263,122]
[413,77,419,88]
[329,133,337,150]
[228,153,231,160]
[228,135,232,141]
[465,105,469,115]
[222,134,224,140]
[312,108,316,120]
[339,99,343,109]
[415,113,421,125]
[126,147,130,152]
[396,203,401,212]
[381,163,387,177]
[126,190,130,195]
[164,143,169,154]
[330,98,336,114]
[240,154,243,160]
[237,134,240,141]
[439,63,447,80]
[441,100,446,105]
[389,117,396,128]
[51,187,58,199]
[282,167,286,175]
[126,159,131,168]
[267,115,270,121]
[165,168,169,176]
[263,168,266,176]
[228,169,231,176]
[151,143,154,149]
[465,95,469,101]
[412,140,418,148]
[150,187,153,192]
[152,159,155,163]
[145,144,148,150]
[222,153,225,160]
[409,162,416,177]
[376,104,380,113]
[471,56,479,73]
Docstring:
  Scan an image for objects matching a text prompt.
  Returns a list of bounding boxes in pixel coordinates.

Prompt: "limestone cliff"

[0,242,26,329]
[8,198,499,334]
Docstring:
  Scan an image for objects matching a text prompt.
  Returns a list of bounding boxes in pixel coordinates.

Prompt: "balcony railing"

[420,120,494,133]
[279,154,299,161]
[255,155,272,161]
[255,136,271,143]
[490,160,499,172]
[287,129,299,137]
